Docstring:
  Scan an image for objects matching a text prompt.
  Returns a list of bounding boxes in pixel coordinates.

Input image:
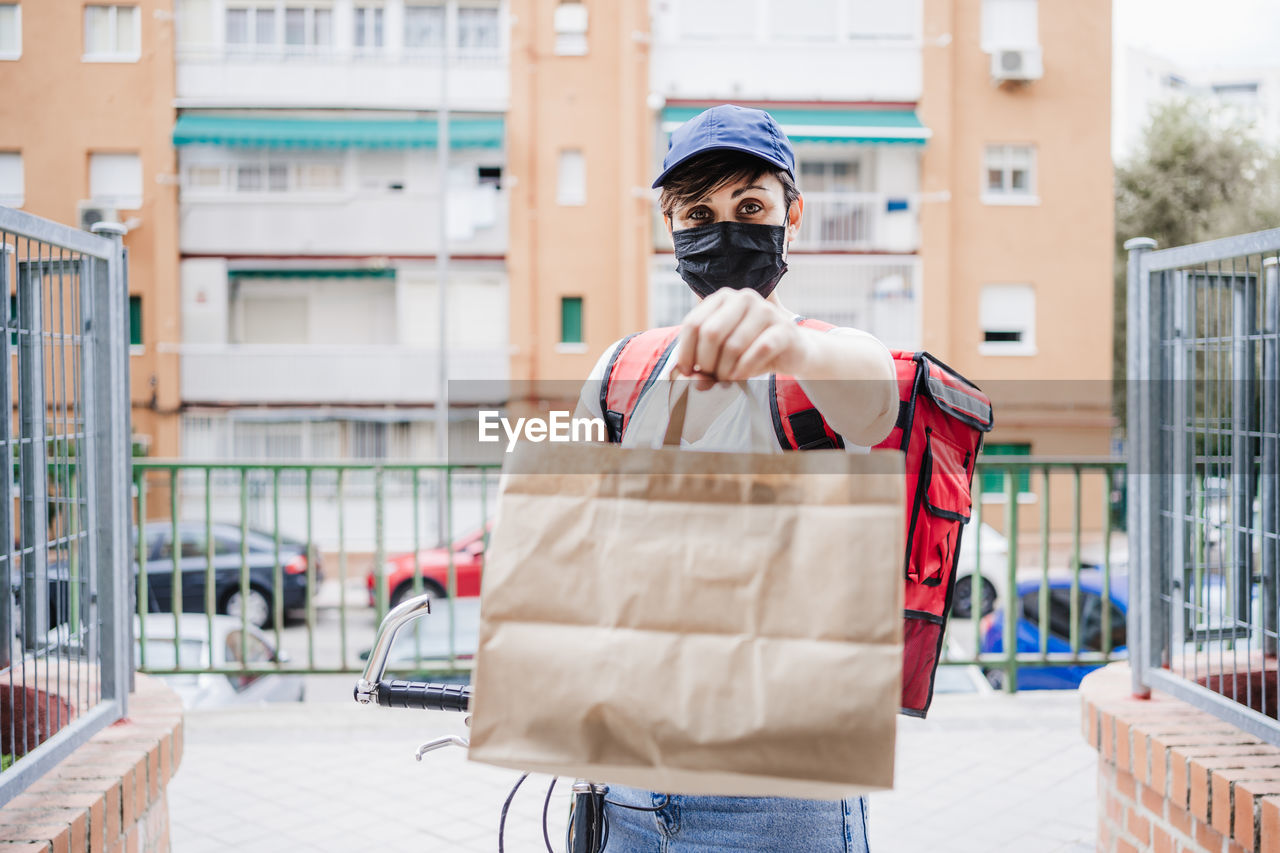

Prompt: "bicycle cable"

[542,778,558,853]
[498,773,530,853]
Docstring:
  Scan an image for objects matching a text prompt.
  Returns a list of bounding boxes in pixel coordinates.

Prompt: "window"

[560,296,583,345]
[0,152,22,206]
[0,4,21,59]
[980,442,1031,496]
[89,153,143,208]
[769,0,837,41]
[798,160,859,192]
[982,144,1036,203]
[185,165,223,190]
[354,5,384,49]
[226,4,277,47]
[350,422,388,459]
[284,4,332,51]
[457,5,499,51]
[553,1,587,55]
[84,5,140,60]
[129,295,143,349]
[556,149,585,206]
[404,3,445,50]
[188,158,343,194]
[152,529,207,561]
[295,162,342,190]
[680,0,753,40]
[236,163,286,192]
[981,0,1037,51]
[979,283,1036,355]
[225,628,274,690]
[1020,589,1124,652]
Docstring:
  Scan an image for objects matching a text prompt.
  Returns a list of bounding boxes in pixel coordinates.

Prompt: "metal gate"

[0,207,133,804]
[1127,230,1280,742]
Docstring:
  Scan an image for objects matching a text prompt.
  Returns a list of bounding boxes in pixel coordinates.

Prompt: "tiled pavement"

[168,683,1097,852]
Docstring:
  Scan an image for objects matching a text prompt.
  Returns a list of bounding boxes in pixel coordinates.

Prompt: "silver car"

[136,614,305,709]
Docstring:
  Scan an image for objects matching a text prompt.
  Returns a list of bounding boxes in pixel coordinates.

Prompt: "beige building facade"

[0,0,181,457]
[508,0,1114,531]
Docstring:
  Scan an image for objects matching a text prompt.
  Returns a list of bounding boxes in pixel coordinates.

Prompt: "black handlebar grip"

[375,679,472,712]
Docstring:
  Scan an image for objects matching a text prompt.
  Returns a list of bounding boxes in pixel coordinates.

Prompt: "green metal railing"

[943,457,1128,693]
[131,457,1129,692]
[132,461,501,679]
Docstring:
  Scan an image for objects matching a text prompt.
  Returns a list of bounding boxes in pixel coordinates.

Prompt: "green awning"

[173,115,504,149]
[660,107,929,145]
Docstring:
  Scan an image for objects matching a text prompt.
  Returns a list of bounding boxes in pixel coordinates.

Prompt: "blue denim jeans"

[601,785,870,852]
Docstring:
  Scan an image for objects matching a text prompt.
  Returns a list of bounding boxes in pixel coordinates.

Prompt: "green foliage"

[1113,99,1280,429]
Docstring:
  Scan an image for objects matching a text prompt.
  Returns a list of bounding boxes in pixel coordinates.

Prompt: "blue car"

[979,570,1128,689]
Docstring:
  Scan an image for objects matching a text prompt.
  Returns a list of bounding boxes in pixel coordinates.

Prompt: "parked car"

[367,525,489,609]
[979,571,1129,690]
[140,521,319,629]
[136,614,304,709]
[950,521,1009,620]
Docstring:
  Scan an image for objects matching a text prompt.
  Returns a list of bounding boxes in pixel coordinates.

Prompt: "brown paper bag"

[467,385,904,799]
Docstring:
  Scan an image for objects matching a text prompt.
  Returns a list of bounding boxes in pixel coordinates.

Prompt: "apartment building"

[1115,46,1280,160]
[0,1,181,456]
[509,0,1113,527]
[172,0,510,463]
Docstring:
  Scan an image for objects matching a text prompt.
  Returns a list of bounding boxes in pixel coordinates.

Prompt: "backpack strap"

[769,318,845,451]
[601,326,681,443]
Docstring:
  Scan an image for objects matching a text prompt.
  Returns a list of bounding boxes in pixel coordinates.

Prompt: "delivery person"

[573,105,898,852]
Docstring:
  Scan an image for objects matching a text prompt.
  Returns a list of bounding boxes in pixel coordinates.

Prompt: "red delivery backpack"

[600,318,994,717]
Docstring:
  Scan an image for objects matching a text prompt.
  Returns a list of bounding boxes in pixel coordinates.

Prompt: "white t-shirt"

[576,322,878,454]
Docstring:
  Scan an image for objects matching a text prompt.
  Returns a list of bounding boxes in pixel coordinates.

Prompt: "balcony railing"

[651,253,921,350]
[793,192,919,252]
[175,47,507,109]
[175,344,509,405]
[653,192,919,254]
[179,189,509,256]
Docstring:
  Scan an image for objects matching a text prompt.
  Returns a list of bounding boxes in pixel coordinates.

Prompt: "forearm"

[793,329,898,446]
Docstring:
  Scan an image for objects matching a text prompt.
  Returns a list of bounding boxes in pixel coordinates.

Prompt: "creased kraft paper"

[467,441,905,800]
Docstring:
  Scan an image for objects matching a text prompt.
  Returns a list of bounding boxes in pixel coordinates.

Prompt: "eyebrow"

[690,185,771,206]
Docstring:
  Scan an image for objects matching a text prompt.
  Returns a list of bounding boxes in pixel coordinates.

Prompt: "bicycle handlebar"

[370,679,472,712]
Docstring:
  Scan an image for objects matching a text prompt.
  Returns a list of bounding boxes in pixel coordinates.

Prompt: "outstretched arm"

[673,288,897,446]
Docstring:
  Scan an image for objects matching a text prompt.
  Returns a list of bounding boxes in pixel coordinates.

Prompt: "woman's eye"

[687,207,708,220]
[739,202,762,215]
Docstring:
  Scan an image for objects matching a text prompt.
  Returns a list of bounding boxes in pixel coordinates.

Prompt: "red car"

[366,525,489,608]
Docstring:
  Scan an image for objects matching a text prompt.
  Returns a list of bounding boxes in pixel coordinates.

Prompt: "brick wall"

[0,674,183,853]
[1083,663,1280,853]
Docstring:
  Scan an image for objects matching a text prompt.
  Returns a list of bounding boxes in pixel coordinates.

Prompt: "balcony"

[651,254,920,351]
[176,344,509,405]
[650,40,921,103]
[180,190,508,257]
[793,193,919,253]
[176,47,508,111]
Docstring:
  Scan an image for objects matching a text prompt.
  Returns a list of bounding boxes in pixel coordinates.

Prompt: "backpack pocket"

[905,428,972,592]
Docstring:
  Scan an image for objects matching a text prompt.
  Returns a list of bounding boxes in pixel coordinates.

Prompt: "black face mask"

[671,221,789,299]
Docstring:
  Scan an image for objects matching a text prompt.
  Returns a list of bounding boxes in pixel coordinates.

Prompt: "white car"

[136,614,304,709]
[946,522,1009,658]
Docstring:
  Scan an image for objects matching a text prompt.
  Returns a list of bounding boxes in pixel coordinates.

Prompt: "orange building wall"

[507,0,652,397]
[0,1,181,456]
[921,0,1115,534]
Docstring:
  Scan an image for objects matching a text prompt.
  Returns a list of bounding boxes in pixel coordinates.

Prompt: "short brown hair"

[658,150,800,221]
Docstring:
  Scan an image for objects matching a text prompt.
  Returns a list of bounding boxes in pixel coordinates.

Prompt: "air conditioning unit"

[78,201,120,232]
[991,48,1043,83]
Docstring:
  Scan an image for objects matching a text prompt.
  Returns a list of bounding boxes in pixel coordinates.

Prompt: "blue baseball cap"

[652,104,796,189]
